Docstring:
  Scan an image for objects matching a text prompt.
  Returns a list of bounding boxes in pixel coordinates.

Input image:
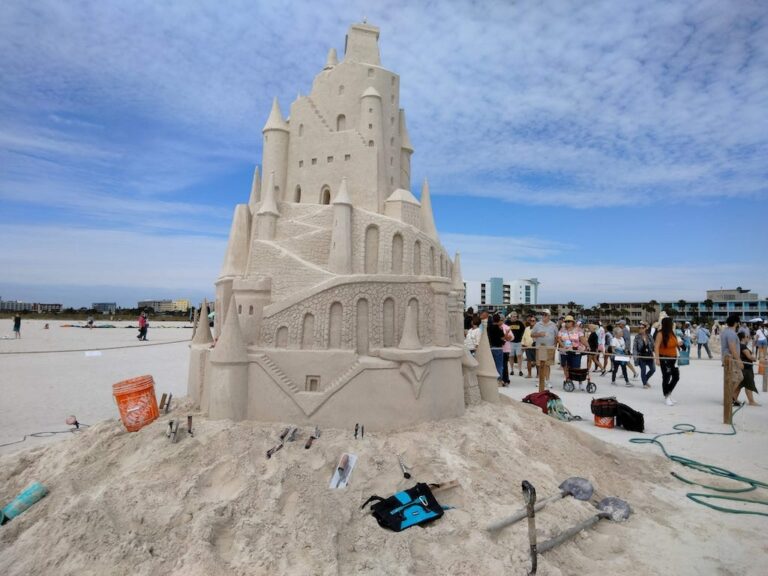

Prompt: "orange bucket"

[594,415,615,429]
[112,375,159,432]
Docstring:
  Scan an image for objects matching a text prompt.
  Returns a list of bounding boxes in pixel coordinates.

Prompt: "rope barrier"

[0,339,191,356]
[628,407,768,516]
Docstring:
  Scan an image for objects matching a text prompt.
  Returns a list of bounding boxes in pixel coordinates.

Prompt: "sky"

[1,0,767,308]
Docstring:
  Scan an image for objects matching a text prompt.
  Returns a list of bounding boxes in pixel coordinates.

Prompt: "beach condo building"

[464,278,539,312]
[92,302,117,315]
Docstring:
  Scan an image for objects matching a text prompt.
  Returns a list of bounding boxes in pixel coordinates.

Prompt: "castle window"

[294,185,301,202]
[337,114,346,131]
[368,123,373,129]
[390,137,394,146]
[299,123,304,136]
[305,376,320,392]
[344,154,351,161]
[312,158,317,165]
[249,305,254,315]
[368,140,374,147]
[321,186,331,204]
[369,108,373,113]
[368,68,374,77]
[238,304,242,314]
[391,77,396,86]
[338,85,344,95]
[327,156,334,163]
[390,176,394,185]
[299,160,304,168]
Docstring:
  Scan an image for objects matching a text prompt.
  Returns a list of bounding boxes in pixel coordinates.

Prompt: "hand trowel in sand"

[329,453,357,489]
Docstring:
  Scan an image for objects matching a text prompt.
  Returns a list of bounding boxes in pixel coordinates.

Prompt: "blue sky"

[1,0,766,307]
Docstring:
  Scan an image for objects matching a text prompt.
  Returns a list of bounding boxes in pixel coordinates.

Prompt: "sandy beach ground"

[1,320,766,575]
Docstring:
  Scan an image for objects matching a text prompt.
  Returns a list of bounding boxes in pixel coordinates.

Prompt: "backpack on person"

[615,403,644,432]
[522,390,560,414]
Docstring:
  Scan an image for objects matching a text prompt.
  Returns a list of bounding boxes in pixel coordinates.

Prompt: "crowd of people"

[463,307,763,408]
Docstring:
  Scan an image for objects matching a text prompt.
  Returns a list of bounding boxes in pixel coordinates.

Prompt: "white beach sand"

[1,320,766,575]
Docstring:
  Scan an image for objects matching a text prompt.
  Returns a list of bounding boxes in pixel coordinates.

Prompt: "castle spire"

[257,171,280,216]
[262,97,289,133]
[220,204,251,277]
[248,166,261,213]
[419,178,438,240]
[192,299,213,345]
[210,296,247,364]
[475,323,500,403]
[328,177,353,274]
[325,47,338,69]
[451,252,463,290]
[399,109,413,152]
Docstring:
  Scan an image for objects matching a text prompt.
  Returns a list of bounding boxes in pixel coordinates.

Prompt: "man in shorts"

[506,312,527,377]
[522,314,538,379]
[532,309,558,388]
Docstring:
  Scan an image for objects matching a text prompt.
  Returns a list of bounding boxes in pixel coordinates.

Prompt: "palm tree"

[703,298,714,320]
[645,300,659,323]
[689,303,699,322]
[678,299,687,320]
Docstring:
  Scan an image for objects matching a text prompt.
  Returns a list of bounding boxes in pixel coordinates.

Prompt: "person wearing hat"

[557,315,588,389]
[633,321,656,388]
[532,309,558,388]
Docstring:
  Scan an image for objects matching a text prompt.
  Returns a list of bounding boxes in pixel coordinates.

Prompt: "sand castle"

[188,22,490,430]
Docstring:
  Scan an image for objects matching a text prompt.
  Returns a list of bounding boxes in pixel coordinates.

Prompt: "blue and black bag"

[361,482,444,532]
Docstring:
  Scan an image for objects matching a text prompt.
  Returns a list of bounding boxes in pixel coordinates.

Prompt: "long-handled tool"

[522,481,537,575]
[305,426,321,449]
[486,477,594,532]
[537,497,631,554]
[266,427,292,459]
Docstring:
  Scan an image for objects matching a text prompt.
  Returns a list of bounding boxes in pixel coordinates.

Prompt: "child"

[464,316,481,356]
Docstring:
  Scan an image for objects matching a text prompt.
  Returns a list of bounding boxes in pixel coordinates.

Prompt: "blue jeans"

[638,358,656,385]
[697,342,712,359]
[491,348,504,380]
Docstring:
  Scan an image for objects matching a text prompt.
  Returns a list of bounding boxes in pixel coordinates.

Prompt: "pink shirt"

[558,328,585,351]
[502,324,513,353]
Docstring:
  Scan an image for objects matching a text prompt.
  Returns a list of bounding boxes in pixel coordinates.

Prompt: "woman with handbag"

[654,316,681,406]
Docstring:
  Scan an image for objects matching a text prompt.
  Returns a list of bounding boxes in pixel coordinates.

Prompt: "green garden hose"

[629,405,768,516]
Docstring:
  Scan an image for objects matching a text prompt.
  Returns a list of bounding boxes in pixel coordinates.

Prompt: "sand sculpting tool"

[305,426,321,449]
[486,477,594,532]
[166,421,174,438]
[398,454,412,479]
[65,415,81,430]
[158,393,168,411]
[170,420,181,443]
[522,481,538,575]
[336,454,350,488]
[286,427,298,442]
[266,427,291,459]
[354,423,359,439]
[159,393,172,414]
[187,416,193,437]
[537,497,631,554]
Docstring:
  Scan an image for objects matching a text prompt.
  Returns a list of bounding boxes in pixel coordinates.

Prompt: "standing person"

[532,309,558,389]
[464,307,475,335]
[618,320,638,379]
[603,324,614,377]
[486,313,506,384]
[595,322,607,373]
[557,315,588,389]
[586,324,599,372]
[721,313,744,393]
[696,324,713,359]
[755,323,767,362]
[500,317,514,386]
[611,327,631,386]
[137,311,149,341]
[87,315,94,329]
[506,312,526,377]
[522,314,537,380]
[13,314,21,339]
[734,331,760,406]
[464,316,481,356]
[633,321,656,388]
[655,316,681,405]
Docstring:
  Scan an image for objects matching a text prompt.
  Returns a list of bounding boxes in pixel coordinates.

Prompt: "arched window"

[276,326,288,348]
[301,313,315,349]
[299,123,304,136]
[337,114,346,131]
[248,305,254,315]
[364,225,379,274]
[321,186,331,205]
[413,240,422,275]
[338,85,345,95]
[430,247,436,275]
[391,233,403,274]
[329,302,343,348]
[356,299,369,355]
[383,298,396,347]
[368,140,374,147]
[294,185,302,203]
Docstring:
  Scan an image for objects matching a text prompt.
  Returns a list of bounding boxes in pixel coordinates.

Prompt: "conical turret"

[419,178,438,240]
[262,97,289,133]
[192,299,213,345]
[475,323,500,403]
[399,109,413,152]
[398,301,422,350]
[325,47,338,69]
[257,171,280,216]
[451,252,463,290]
[248,166,261,213]
[220,204,251,277]
[210,297,247,364]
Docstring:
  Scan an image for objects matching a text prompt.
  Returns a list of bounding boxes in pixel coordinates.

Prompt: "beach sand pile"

[1,396,763,576]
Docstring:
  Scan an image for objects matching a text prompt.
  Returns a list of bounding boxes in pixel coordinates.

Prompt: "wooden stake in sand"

[762,358,767,393]
[723,356,733,425]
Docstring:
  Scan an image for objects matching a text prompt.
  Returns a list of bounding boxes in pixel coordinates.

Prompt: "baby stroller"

[563,354,596,393]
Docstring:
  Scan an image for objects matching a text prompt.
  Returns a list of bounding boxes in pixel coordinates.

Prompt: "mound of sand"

[0,399,762,575]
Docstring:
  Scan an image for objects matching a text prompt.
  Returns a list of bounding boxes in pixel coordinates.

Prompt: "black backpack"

[361,483,444,532]
[616,403,644,432]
